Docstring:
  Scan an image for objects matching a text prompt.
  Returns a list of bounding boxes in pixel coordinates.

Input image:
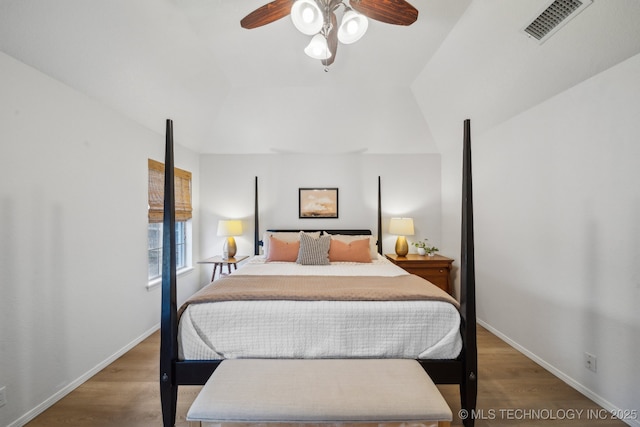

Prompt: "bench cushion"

[187,359,452,423]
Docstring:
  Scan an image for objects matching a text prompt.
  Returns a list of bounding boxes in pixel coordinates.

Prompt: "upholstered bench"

[187,359,452,426]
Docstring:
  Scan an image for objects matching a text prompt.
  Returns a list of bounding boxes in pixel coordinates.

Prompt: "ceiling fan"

[240,0,418,69]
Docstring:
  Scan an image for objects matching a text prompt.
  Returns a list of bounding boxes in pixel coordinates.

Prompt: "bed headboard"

[266,229,372,235]
[259,229,374,247]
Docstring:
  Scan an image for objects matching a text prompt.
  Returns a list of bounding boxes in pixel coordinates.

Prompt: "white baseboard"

[8,323,160,427]
[478,318,639,427]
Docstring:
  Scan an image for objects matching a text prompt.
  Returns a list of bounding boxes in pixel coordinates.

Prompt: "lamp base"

[395,236,409,257]
[223,237,237,259]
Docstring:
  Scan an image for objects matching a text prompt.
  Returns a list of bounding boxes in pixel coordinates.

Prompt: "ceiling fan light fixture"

[304,33,332,59]
[337,8,368,44]
[291,0,324,35]
[240,0,419,67]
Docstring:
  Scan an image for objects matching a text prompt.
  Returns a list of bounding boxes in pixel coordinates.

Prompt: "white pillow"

[327,233,379,259]
[262,231,320,257]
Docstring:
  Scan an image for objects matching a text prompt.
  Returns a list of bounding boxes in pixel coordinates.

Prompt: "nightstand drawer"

[385,254,454,295]
[415,269,449,291]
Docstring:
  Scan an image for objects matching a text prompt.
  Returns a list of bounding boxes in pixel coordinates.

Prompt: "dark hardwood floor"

[26,326,625,427]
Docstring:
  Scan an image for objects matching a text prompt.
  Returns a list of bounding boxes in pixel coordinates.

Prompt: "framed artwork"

[299,188,339,218]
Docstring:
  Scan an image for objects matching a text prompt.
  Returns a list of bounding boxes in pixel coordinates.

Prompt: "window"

[148,159,192,282]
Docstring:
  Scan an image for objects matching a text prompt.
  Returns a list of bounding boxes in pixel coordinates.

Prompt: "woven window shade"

[148,159,192,223]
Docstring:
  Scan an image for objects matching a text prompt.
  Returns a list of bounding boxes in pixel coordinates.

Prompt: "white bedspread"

[179,256,462,360]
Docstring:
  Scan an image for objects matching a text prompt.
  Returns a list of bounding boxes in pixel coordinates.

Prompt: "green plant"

[411,239,439,254]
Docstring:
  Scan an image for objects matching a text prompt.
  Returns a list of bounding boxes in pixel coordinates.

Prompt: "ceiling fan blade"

[322,12,338,67]
[240,0,295,29]
[350,0,418,26]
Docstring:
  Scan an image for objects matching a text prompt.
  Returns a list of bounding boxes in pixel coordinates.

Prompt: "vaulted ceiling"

[1,0,639,154]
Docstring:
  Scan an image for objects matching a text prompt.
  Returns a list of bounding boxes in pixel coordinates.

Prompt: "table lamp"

[388,217,414,257]
[217,219,243,259]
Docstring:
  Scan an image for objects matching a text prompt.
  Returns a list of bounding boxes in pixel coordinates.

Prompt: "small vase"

[417,248,426,256]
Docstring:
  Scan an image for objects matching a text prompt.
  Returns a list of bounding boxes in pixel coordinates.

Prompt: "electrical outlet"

[584,352,597,373]
[0,386,6,407]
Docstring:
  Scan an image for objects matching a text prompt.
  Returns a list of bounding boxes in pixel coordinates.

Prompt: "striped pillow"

[296,233,331,265]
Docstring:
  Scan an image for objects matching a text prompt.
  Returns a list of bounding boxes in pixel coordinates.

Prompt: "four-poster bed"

[159,119,477,426]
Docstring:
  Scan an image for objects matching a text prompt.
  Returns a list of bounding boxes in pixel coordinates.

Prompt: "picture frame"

[299,188,339,218]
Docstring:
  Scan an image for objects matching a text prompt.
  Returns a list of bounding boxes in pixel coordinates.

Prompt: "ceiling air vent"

[523,0,593,44]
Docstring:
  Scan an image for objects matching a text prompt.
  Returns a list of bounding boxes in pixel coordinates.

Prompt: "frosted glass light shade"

[217,220,243,236]
[388,218,414,236]
[338,9,368,44]
[304,34,332,59]
[291,0,323,35]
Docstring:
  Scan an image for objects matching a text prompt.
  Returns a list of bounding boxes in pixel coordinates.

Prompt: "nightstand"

[198,255,249,282]
[385,254,454,294]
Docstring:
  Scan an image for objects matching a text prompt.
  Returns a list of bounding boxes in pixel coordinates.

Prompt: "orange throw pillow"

[328,238,372,263]
[266,236,300,262]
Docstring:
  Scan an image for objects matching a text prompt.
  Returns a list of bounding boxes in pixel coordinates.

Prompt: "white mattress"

[179,256,462,360]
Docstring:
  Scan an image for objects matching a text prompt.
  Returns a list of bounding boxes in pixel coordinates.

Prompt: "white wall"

[441,53,640,422]
[198,153,443,283]
[0,52,202,426]
[207,86,441,154]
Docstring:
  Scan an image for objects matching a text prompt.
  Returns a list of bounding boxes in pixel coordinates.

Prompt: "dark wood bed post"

[254,176,260,255]
[160,119,178,427]
[377,176,383,255]
[460,119,478,426]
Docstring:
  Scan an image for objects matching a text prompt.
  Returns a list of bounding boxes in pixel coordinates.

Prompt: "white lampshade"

[338,9,368,44]
[291,0,323,35]
[304,34,332,59]
[388,218,415,236]
[217,220,243,237]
